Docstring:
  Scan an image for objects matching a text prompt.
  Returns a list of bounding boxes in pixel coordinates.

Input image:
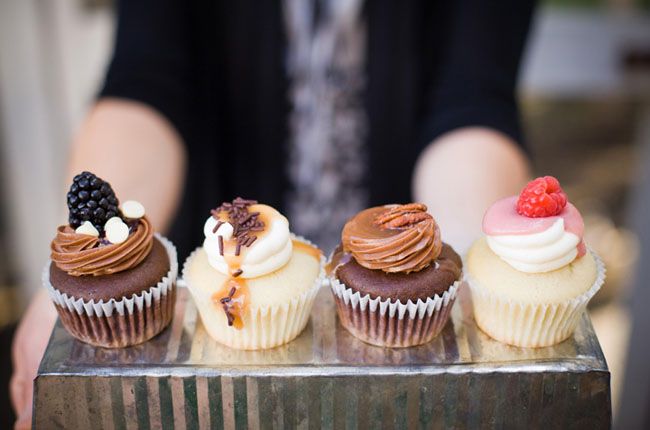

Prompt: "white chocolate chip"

[105,218,129,244]
[75,221,99,237]
[121,200,145,219]
[216,222,234,241]
[105,216,123,228]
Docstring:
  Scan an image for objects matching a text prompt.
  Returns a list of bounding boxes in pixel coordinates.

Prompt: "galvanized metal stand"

[34,285,610,429]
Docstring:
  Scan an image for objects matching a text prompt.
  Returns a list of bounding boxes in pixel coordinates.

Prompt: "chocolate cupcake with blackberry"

[44,171,178,348]
[329,203,462,347]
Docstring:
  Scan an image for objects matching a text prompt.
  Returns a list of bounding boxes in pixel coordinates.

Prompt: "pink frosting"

[483,196,586,257]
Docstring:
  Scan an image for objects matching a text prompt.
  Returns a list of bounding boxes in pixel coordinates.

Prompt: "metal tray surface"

[34,285,611,429]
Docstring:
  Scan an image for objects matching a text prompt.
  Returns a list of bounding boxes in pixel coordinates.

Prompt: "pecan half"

[374,203,432,229]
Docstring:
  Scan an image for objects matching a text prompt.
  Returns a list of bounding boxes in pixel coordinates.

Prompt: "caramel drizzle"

[211,278,249,329]
[209,197,267,328]
[292,239,322,261]
[212,239,319,328]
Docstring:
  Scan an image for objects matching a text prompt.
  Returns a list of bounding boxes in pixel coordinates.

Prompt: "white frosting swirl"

[486,218,580,273]
[203,205,293,278]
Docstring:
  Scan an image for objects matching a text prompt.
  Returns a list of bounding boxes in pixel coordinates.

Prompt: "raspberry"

[516,176,567,217]
[67,171,121,232]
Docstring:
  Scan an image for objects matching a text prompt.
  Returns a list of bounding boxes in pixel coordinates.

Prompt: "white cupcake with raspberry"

[465,176,605,347]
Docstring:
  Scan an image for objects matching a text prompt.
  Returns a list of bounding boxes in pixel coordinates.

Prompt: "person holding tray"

[10,0,534,427]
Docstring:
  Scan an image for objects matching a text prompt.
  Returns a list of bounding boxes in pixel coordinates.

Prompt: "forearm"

[67,98,187,233]
[413,127,530,253]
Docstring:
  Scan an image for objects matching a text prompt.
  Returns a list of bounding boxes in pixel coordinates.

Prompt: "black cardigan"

[100,0,535,258]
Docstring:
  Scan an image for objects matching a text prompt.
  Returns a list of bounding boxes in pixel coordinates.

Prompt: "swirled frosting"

[51,216,154,276]
[483,196,586,273]
[342,204,442,273]
[204,204,292,278]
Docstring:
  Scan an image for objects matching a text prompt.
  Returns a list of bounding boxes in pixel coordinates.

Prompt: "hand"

[413,127,530,254]
[10,290,57,429]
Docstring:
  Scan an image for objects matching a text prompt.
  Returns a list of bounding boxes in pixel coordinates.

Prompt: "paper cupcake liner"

[465,249,606,347]
[43,234,178,348]
[329,277,460,348]
[183,235,326,350]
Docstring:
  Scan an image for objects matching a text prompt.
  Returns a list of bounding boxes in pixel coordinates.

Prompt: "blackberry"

[67,171,121,232]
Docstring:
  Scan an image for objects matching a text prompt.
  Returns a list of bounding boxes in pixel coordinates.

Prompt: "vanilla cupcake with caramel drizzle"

[183,197,324,349]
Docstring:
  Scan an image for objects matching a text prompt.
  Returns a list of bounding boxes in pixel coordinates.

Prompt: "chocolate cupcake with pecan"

[44,171,178,348]
[329,203,462,347]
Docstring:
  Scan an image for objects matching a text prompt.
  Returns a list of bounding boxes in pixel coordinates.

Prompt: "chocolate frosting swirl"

[51,216,154,276]
[342,204,442,273]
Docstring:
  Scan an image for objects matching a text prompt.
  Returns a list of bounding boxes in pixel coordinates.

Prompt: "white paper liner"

[182,235,325,350]
[465,249,606,348]
[43,234,178,317]
[330,278,460,320]
[329,276,460,347]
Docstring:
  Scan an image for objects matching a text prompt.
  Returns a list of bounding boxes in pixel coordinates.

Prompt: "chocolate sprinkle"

[232,269,243,278]
[222,303,235,326]
[210,197,266,268]
[218,235,224,256]
[219,285,240,326]
[213,220,224,233]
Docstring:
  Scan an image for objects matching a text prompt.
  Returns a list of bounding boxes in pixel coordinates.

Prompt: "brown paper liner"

[54,287,176,348]
[330,278,460,348]
[43,234,178,348]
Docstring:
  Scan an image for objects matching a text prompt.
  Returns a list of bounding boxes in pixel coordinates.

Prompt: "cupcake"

[45,171,178,348]
[183,197,324,350]
[466,176,605,347]
[328,203,462,347]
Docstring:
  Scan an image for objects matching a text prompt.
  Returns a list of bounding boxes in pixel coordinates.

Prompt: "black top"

[100,0,535,259]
